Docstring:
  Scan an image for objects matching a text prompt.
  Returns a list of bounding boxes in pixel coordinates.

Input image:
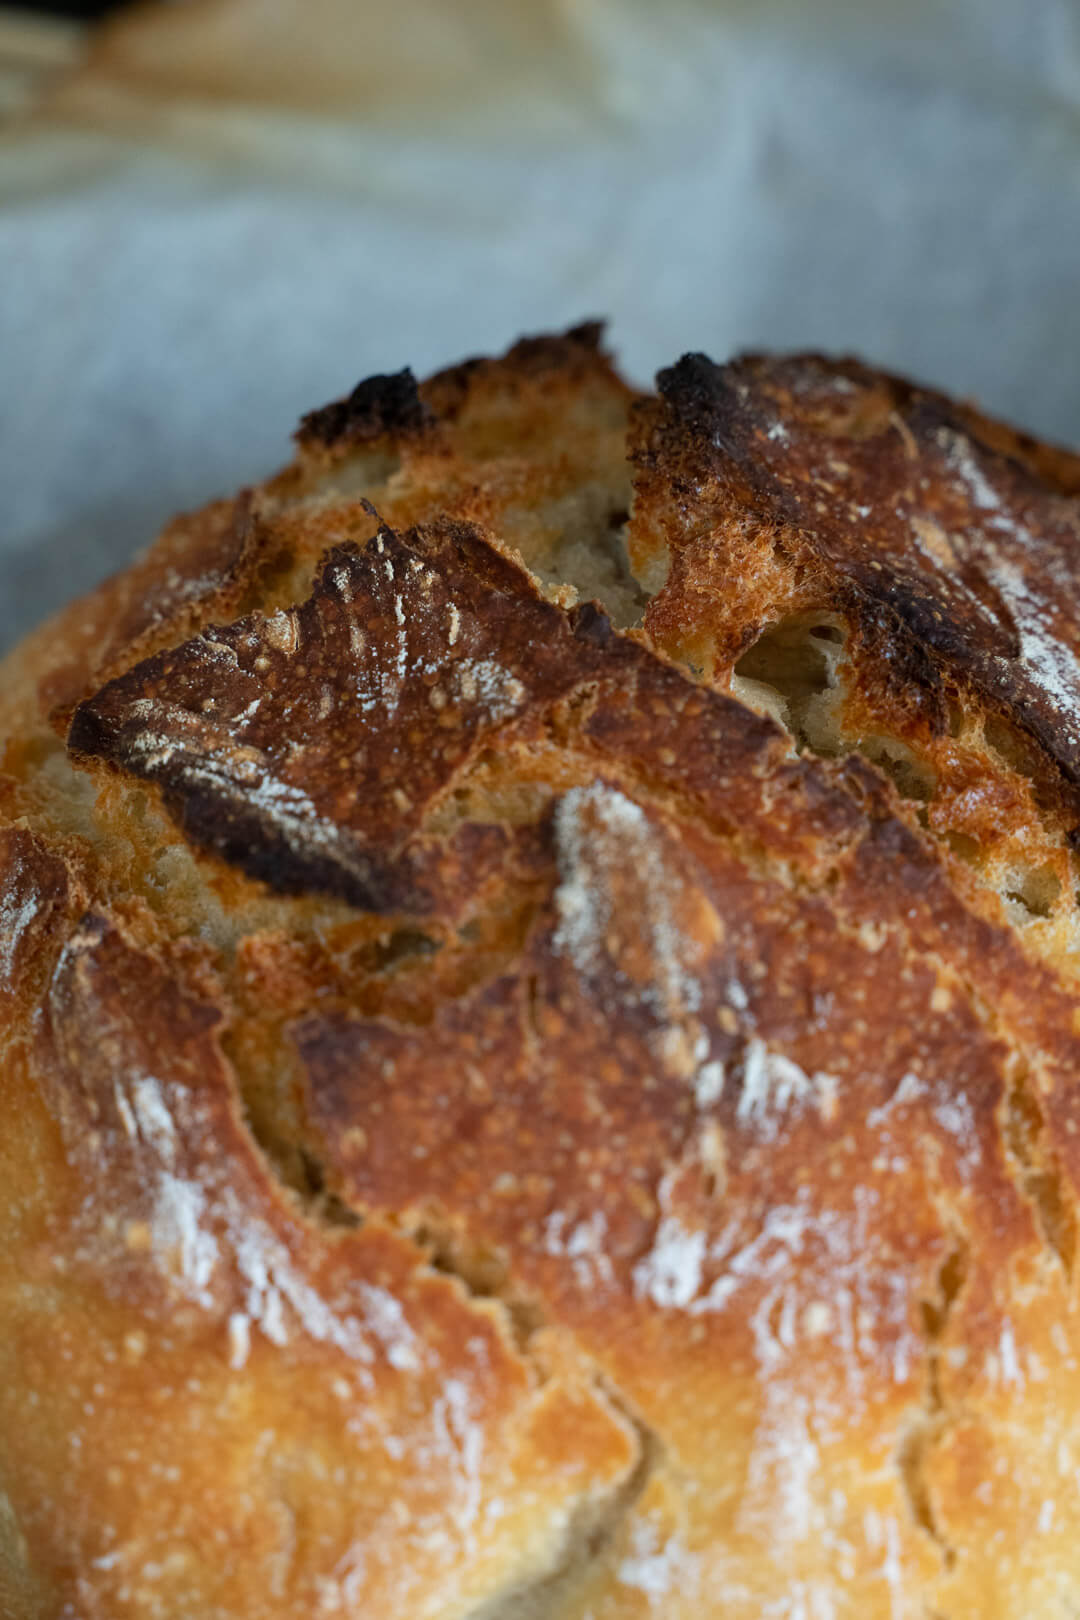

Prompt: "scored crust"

[5,325,1080,1618]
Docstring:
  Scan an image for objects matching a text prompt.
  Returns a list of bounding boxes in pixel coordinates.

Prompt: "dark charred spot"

[298,367,434,449]
[656,352,730,441]
[571,601,615,647]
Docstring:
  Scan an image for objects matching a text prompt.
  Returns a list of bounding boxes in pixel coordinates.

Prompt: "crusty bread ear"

[632,349,1080,964]
[6,327,1080,1618]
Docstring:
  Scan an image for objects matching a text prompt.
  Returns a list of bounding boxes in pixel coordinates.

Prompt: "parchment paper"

[3,0,1080,653]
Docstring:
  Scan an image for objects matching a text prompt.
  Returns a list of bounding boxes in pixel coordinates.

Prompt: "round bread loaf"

[6,324,1080,1618]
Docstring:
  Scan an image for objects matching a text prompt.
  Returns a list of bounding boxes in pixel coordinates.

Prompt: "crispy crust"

[297,368,435,452]
[66,522,628,914]
[6,328,1080,1617]
[632,350,1080,962]
[649,351,1080,789]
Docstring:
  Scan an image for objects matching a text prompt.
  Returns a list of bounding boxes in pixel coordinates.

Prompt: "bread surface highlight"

[5,325,1080,1618]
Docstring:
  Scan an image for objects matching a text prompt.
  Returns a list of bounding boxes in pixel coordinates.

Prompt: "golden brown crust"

[7,898,640,1619]
[646,351,1080,794]
[7,328,1080,1617]
[631,350,1080,964]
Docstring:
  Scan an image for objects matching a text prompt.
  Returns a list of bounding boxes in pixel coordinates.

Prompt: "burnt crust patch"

[297,367,435,450]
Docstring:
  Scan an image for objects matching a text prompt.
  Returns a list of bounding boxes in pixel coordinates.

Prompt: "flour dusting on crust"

[552,782,712,1082]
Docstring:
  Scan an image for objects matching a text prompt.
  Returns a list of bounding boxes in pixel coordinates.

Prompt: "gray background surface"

[4,0,1080,654]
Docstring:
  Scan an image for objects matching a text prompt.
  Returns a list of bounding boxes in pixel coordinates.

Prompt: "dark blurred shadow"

[8,0,120,16]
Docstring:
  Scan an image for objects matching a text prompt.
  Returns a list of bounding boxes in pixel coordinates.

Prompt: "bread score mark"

[66,517,787,916]
[67,521,600,911]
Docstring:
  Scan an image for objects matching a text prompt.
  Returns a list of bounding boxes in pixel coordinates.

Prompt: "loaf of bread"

[6,323,1080,1619]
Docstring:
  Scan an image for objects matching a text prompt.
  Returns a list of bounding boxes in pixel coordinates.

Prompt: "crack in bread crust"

[634,350,1080,977]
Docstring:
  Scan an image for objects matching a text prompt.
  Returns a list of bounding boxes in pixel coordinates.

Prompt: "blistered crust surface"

[6,328,1080,1618]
